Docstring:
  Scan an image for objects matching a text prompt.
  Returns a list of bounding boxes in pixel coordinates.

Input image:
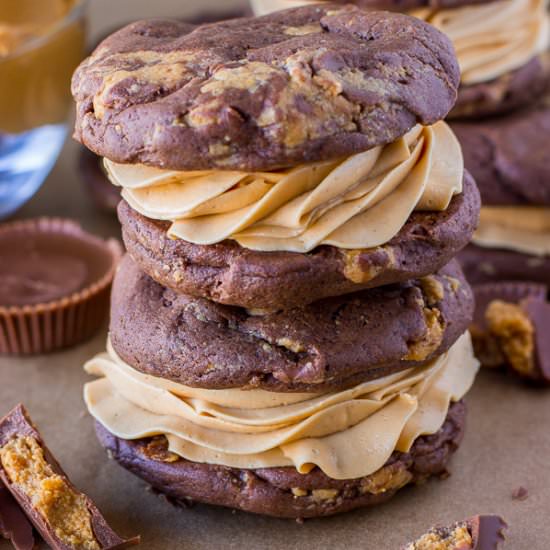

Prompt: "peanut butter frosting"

[84,332,478,480]
[105,121,463,253]
[252,0,550,86]
[411,0,549,86]
[473,206,550,256]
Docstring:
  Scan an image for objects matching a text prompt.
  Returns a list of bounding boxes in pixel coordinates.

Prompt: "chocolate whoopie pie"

[455,96,550,340]
[251,0,550,119]
[110,254,474,392]
[451,97,550,207]
[453,96,550,285]
[76,6,481,521]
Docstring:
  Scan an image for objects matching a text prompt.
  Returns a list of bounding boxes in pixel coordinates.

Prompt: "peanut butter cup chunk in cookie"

[72,5,460,171]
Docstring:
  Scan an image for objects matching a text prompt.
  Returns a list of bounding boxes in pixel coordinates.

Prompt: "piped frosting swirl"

[106,121,463,253]
[84,333,478,480]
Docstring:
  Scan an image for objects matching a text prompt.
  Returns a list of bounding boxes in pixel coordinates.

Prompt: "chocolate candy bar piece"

[471,282,550,382]
[0,482,35,550]
[0,404,139,550]
[402,515,507,549]
[469,516,508,549]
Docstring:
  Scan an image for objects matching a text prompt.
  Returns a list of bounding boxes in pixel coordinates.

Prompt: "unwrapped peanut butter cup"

[0,218,122,355]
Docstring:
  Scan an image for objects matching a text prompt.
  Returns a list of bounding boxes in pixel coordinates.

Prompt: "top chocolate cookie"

[313,0,490,8]
[72,5,459,171]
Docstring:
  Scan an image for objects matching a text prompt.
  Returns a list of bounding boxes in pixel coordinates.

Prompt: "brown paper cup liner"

[0,218,122,355]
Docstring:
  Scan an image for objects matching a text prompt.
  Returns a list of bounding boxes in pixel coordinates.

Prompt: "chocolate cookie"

[72,5,460,171]
[95,401,465,519]
[451,96,550,206]
[459,245,550,288]
[119,173,479,311]
[451,53,550,120]
[110,255,474,392]
[322,0,489,7]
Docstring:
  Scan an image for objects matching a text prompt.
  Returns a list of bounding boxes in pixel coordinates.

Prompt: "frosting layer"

[252,0,550,86]
[105,122,462,253]
[412,0,549,85]
[472,206,550,257]
[84,333,478,480]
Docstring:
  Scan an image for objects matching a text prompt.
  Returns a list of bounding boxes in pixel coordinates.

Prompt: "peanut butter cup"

[470,282,550,382]
[0,482,35,550]
[0,218,122,355]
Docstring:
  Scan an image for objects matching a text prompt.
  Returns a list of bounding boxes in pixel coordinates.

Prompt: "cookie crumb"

[512,486,529,501]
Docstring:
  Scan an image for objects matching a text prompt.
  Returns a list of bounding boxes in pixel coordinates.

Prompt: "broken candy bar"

[0,405,139,550]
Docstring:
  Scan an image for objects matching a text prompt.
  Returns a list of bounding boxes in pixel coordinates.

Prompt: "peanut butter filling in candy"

[471,282,550,383]
[0,405,139,550]
[401,515,507,550]
[1,436,100,550]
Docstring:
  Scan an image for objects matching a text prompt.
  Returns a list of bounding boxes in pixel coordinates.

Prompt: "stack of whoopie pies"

[73,5,481,518]
[254,0,550,383]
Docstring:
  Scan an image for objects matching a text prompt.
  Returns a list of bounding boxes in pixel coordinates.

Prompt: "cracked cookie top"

[71,5,460,171]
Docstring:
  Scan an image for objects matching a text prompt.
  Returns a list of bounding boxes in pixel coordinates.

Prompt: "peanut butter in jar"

[0,0,86,133]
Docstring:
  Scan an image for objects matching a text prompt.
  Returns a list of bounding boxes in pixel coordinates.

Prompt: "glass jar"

[0,0,87,219]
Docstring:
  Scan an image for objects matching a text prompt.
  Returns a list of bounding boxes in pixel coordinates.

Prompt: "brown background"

[1,1,550,548]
